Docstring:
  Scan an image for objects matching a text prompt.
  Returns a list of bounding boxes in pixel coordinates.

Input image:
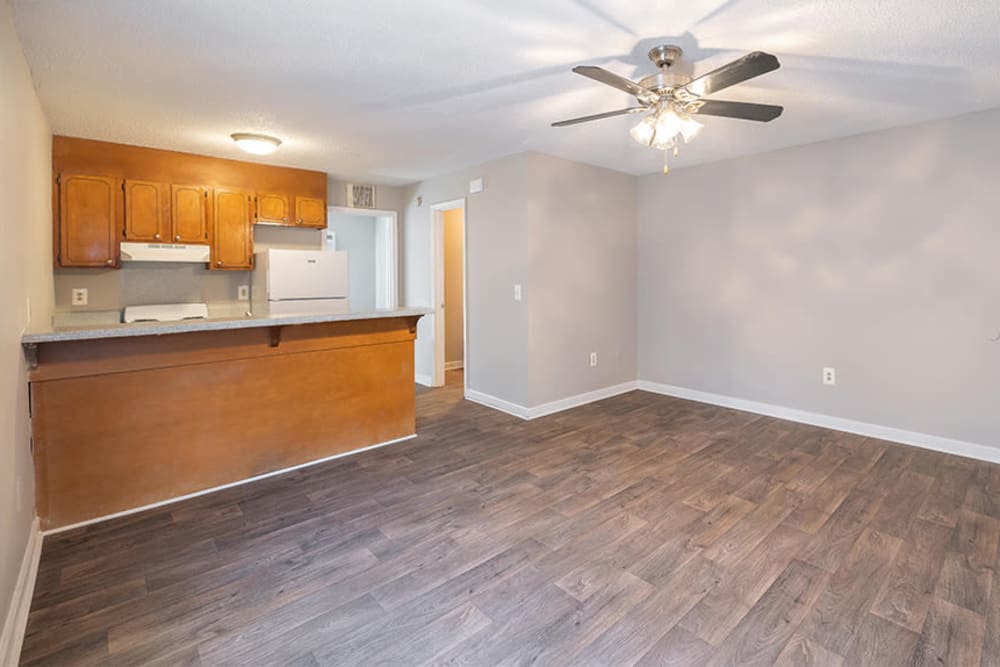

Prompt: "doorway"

[326,205,398,310]
[430,198,467,388]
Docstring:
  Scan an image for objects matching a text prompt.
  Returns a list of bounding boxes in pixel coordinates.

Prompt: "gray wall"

[1,0,52,644]
[327,178,405,214]
[327,211,376,311]
[527,153,637,405]
[404,153,531,403]
[402,151,638,408]
[638,107,1000,448]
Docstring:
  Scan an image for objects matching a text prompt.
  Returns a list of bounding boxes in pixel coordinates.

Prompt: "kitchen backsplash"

[52,226,324,322]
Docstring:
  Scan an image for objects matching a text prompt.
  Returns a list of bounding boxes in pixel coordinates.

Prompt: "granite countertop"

[22,307,430,344]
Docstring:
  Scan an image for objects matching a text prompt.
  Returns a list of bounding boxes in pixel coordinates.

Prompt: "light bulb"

[654,109,683,139]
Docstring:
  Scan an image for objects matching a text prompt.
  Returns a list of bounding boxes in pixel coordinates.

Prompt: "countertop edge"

[22,308,431,344]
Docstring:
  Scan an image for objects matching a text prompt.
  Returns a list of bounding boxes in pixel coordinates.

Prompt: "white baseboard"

[415,373,433,387]
[444,361,464,371]
[638,380,1000,465]
[526,381,639,419]
[1,517,42,666]
[44,434,417,536]
[464,389,530,419]
[465,381,639,421]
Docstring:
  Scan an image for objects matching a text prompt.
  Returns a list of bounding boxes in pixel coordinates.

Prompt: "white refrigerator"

[252,248,349,316]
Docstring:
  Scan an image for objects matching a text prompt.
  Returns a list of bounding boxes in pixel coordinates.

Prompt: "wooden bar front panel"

[30,317,419,529]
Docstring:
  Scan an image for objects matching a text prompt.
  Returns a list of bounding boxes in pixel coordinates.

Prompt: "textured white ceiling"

[11,0,1000,185]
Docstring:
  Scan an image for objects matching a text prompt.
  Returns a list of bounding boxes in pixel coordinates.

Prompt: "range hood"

[120,241,210,263]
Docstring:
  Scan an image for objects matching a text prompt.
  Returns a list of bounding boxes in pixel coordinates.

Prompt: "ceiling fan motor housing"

[640,45,694,96]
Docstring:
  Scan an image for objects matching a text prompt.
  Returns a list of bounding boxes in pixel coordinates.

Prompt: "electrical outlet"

[590,352,598,367]
[71,288,88,306]
[513,284,522,302]
[823,367,836,385]
[237,285,249,301]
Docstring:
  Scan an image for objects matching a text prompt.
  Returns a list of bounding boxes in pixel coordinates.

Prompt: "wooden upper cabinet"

[256,192,289,225]
[172,184,208,243]
[58,173,120,268]
[212,187,253,270]
[124,180,168,242]
[295,196,326,228]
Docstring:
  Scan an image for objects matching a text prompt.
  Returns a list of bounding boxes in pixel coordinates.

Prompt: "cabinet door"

[172,184,208,243]
[256,192,289,224]
[212,187,253,269]
[59,173,120,268]
[124,179,168,242]
[295,196,326,228]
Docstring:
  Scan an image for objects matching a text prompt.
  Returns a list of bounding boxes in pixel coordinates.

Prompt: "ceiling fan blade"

[683,51,780,97]
[572,66,655,102]
[551,107,647,127]
[685,99,783,122]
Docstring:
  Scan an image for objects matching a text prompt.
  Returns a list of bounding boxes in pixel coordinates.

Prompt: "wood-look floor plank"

[870,518,953,633]
[773,633,844,667]
[18,371,1000,666]
[705,559,829,667]
[912,597,985,666]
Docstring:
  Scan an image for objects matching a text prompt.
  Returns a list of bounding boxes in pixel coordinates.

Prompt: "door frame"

[430,198,467,387]
[327,205,398,310]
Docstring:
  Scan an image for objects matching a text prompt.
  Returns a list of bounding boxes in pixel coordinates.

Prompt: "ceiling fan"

[552,45,783,173]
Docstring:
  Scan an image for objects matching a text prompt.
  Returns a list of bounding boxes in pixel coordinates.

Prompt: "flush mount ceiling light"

[230,132,281,155]
[553,45,783,173]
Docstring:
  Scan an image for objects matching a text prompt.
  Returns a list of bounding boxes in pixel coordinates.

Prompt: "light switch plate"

[513,284,522,301]
[469,177,484,194]
[237,285,249,301]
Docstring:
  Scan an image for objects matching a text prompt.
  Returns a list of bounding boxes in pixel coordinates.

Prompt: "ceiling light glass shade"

[230,133,281,155]
[630,108,702,150]
[629,115,656,145]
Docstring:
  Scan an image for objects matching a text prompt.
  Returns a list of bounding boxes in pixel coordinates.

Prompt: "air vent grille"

[347,183,376,209]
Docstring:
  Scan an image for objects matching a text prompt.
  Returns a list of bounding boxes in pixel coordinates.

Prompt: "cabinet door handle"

[297,218,303,225]
[153,233,160,240]
[105,258,113,265]
[175,235,181,241]
[216,260,222,266]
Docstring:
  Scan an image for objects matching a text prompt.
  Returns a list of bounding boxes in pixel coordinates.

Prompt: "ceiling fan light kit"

[553,45,783,174]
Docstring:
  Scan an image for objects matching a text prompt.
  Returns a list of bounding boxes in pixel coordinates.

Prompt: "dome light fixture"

[230,132,282,155]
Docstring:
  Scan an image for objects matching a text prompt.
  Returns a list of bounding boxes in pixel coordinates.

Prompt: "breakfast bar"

[23,308,426,530]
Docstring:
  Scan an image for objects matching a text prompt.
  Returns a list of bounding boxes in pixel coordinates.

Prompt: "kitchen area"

[23,136,426,531]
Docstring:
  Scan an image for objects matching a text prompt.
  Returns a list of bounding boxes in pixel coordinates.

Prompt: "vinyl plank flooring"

[19,371,1000,666]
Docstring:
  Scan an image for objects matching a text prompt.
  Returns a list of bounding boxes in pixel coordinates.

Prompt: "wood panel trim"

[53,136,326,197]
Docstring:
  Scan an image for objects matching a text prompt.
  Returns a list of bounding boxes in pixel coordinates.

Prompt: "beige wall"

[1,0,52,644]
[638,107,1000,449]
[443,208,464,365]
